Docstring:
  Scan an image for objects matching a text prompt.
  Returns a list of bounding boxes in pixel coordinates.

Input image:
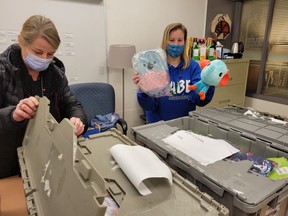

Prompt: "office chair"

[69,82,128,135]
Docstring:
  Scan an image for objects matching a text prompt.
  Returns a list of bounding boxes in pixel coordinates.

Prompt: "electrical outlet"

[68,76,79,82]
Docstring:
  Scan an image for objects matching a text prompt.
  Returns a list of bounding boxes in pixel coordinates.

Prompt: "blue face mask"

[24,49,52,72]
[166,44,185,58]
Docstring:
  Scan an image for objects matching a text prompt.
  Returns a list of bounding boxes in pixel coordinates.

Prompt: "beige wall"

[105,0,287,138]
[105,0,208,137]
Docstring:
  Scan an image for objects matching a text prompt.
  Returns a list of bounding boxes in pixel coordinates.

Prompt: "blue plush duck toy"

[188,59,229,100]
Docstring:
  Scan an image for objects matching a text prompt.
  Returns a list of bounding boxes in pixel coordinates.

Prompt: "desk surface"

[0,175,28,216]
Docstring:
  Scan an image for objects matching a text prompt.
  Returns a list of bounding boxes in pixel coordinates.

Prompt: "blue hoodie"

[137,59,215,123]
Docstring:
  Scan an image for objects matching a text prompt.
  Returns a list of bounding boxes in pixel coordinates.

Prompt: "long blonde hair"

[161,23,190,69]
[20,15,61,49]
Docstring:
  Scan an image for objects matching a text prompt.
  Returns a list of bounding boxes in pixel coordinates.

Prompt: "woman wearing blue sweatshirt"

[133,23,215,123]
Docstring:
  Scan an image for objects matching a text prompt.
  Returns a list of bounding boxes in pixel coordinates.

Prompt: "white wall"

[0,0,107,83]
[105,0,208,136]
[0,0,208,138]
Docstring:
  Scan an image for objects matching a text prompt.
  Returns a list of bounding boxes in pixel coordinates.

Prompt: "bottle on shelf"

[186,37,194,60]
[207,38,216,60]
[199,38,207,61]
[192,38,200,61]
[216,41,223,59]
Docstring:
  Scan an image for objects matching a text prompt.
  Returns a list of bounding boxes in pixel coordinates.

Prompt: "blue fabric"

[137,59,215,123]
[229,151,277,176]
[82,127,100,138]
[90,113,119,131]
[166,44,185,58]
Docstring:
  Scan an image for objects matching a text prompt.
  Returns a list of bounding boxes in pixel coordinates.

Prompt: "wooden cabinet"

[199,59,249,108]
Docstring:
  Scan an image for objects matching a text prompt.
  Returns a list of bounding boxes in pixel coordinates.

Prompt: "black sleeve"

[61,75,89,133]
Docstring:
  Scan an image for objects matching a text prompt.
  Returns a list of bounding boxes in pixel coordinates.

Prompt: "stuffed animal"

[132,48,171,97]
[188,59,229,100]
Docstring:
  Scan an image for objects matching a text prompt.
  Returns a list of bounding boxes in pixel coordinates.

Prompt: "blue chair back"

[69,82,115,124]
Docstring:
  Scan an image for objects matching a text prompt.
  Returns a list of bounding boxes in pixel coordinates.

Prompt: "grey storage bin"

[191,105,288,150]
[132,108,288,216]
[17,97,229,216]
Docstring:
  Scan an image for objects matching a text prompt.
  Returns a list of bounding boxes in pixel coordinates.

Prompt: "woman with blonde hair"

[0,15,88,178]
[133,23,215,123]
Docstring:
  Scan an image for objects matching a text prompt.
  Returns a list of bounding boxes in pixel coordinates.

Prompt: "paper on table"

[110,144,172,196]
[162,130,239,166]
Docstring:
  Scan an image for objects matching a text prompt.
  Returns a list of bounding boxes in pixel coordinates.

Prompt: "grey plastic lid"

[18,97,229,216]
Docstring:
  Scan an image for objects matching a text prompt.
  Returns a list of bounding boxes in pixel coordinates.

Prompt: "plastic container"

[132,108,288,216]
[191,105,288,148]
[17,97,229,216]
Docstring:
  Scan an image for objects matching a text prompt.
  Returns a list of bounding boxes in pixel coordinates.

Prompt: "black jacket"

[0,44,88,179]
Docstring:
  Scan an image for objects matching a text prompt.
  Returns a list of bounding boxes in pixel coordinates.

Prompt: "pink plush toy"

[132,48,171,97]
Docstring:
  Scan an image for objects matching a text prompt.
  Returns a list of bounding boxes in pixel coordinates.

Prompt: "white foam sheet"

[110,144,172,195]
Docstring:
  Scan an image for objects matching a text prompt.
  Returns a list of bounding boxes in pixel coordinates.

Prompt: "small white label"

[68,76,79,81]
[193,49,199,57]
[209,47,215,56]
[275,167,288,175]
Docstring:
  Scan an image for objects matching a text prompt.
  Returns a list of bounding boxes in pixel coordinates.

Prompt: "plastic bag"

[132,48,171,97]
[229,151,277,176]
[267,157,288,180]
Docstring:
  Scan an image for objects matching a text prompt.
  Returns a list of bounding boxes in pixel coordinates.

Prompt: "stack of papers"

[162,130,239,166]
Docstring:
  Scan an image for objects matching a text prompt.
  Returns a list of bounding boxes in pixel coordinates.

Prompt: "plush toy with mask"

[188,59,229,100]
[132,48,171,97]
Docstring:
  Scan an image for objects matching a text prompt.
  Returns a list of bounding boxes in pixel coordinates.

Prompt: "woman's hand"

[12,96,39,122]
[132,72,140,85]
[70,117,85,136]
